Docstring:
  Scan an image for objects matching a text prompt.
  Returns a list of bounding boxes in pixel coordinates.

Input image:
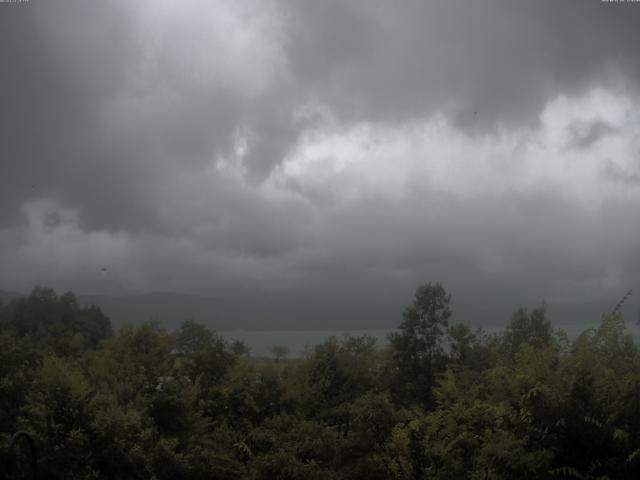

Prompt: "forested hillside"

[1,285,640,479]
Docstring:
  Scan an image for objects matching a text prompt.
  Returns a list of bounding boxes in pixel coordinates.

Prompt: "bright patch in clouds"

[272,87,640,209]
[131,0,287,97]
[3,87,639,304]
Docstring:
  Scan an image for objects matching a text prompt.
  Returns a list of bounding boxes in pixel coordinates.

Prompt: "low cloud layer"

[2,1,640,326]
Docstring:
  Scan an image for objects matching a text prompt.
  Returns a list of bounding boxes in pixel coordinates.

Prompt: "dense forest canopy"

[1,285,640,479]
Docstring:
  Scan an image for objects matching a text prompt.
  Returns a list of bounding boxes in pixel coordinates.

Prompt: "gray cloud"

[2,0,640,327]
[603,159,640,186]
[566,119,616,150]
[283,0,640,129]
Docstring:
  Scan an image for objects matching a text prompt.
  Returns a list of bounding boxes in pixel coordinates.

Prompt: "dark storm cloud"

[283,0,640,129]
[566,119,616,150]
[0,0,297,231]
[3,0,640,231]
[2,0,640,326]
[0,1,136,227]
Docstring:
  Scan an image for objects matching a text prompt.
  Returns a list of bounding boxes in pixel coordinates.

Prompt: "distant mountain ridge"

[77,292,403,331]
[2,289,635,331]
[2,289,404,330]
[0,289,23,304]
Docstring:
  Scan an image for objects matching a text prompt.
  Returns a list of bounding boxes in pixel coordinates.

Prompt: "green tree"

[230,339,251,357]
[0,332,42,435]
[388,282,451,408]
[447,323,496,370]
[174,320,235,389]
[20,356,96,478]
[0,287,111,356]
[502,304,551,357]
[270,345,290,362]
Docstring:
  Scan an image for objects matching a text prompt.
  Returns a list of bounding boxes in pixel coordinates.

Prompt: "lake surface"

[222,321,640,357]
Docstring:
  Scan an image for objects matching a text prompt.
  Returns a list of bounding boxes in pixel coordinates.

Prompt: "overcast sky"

[2,0,640,326]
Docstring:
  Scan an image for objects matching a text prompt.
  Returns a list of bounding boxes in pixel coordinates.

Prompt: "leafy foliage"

[388,282,451,408]
[2,285,640,479]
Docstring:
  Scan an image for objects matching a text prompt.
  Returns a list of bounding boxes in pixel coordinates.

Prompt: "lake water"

[222,321,640,357]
